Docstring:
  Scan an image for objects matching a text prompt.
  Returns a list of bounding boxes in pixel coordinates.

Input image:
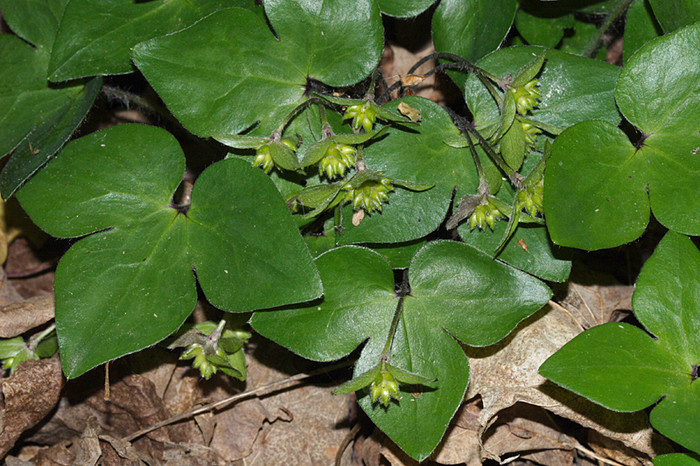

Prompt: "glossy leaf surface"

[465,47,621,133]
[648,0,700,33]
[133,1,383,137]
[252,241,551,460]
[17,124,321,378]
[546,24,700,249]
[540,232,699,453]
[0,1,99,198]
[338,97,480,244]
[432,0,516,65]
[623,0,662,63]
[377,0,437,17]
[49,0,249,81]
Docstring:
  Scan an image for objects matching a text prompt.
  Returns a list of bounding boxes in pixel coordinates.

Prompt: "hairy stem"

[583,0,635,58]
[381,269,410,359]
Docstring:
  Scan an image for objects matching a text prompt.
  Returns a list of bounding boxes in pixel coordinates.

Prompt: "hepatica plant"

[1,0,698,461]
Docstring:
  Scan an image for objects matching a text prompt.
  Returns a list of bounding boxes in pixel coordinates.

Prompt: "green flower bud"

[510,79,541,116]
[343,177,393,213]
[319,143,357,179]
[343,102,376,133]
[252,139,296,173]
[521,120,541,147]
[515,180,544,217]
[180,343,228,380]
[253,144,274,173]
[468,198,504,231]
[370,366,401,407]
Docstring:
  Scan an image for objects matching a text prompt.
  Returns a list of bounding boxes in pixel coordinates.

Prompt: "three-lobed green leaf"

[133,0,383,137]
[252,241,551,460]
[17,124,321,378]
[545,23,700,249]
[540,232,699,453]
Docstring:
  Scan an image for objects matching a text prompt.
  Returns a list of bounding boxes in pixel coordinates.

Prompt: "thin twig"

[122,359,354,442]
[508,424,625,466]
[572,283,598,326]
[549,299,586,332]
[335,422,361,466]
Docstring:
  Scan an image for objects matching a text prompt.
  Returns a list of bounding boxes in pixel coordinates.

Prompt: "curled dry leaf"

[0,294,54,338]
[397,102,422,122]
[557,265,633,329]
[458,303,669,463]
[400,74,427,87]
[0,356,63,458]
[380,42,441,101]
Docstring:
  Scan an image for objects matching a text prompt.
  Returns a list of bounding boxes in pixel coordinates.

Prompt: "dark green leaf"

[460,223,571,282]
[432,0,517,64]
[0,35,96,197]
[17,124,321,378]
[133,1,383,137]
[623,0,662,64]
[252,242,550,460]
[546,25,700,248]
[653,454,700,466]
[0,0,68,51]
[49,0,250,81]
[515,4,574,48]
[540,232,699,452]
[540,322,685,410]
[545,121,648,250]
[377,0,437,17]
[338,97,479,244]
[648,0,700,33]
[0,76,101,198]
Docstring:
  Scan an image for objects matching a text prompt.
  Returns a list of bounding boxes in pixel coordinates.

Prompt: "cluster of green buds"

[370,363,401,406]
[318,143,357,179]
[172,320,250,380]
[516,179,544,217]
[253,139,296,173]
[333,358,435,408]
[343,102,377,133]
[343,176,394,213]
[510,79,541,116]
[468,197,505,231]
[521,120,542,147]
[180,343,228,380]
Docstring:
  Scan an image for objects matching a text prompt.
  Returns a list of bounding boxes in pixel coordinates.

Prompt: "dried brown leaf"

[397,102,422,122]
[73,417,102,466]
[400,74,426,87]
[232,338,352,465]
[463,305,669,463]
[0,357,63,458]
[557,265,633,329]
[0,295,54,338]
[0,268,24,308]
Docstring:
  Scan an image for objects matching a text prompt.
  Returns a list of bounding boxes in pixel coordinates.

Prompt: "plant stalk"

[583,0,635,58]
[380,270,410,359]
